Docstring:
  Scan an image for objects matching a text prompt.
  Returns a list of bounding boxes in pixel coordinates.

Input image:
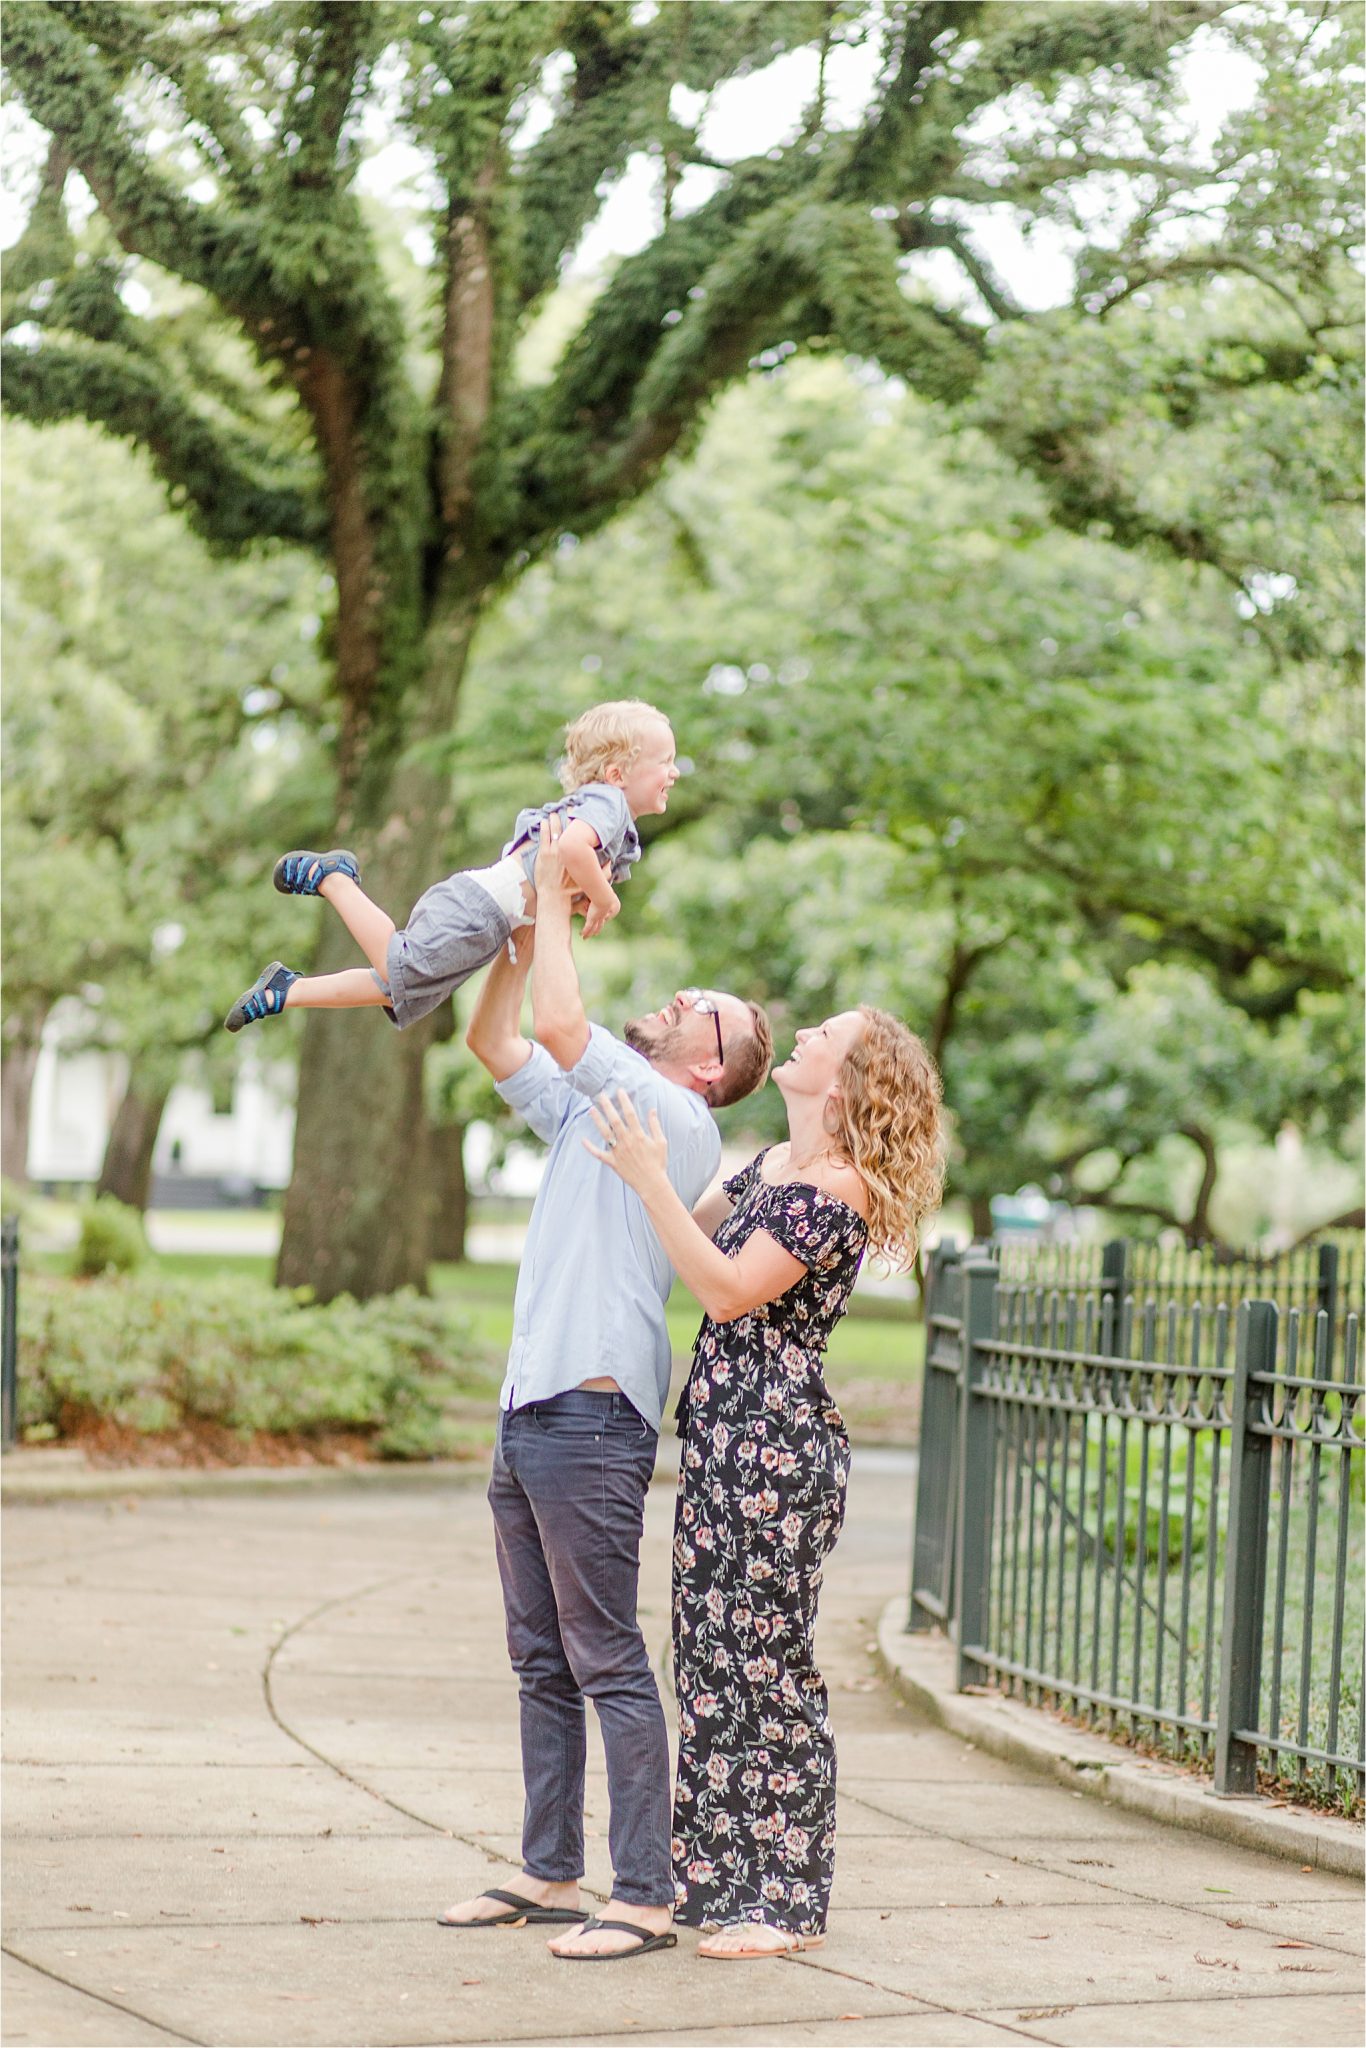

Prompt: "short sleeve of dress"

[722,1149,769,1204]
[756,1187,865,1273]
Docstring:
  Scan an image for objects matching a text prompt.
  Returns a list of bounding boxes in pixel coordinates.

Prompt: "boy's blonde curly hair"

[828,1008,947,1272]
[559,699,670,792]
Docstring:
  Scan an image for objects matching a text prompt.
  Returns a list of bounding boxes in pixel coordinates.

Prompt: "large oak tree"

[5,0,1354,1294]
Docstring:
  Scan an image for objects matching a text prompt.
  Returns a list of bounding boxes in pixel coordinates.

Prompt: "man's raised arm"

[466,928,536,1082]
[531,818,592,1072]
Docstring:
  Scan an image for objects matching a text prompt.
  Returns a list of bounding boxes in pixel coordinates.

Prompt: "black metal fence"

[1,1215,17,1453]
[910,1237,1364,1810]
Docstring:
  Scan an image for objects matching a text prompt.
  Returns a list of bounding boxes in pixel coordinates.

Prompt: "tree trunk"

[1,1004,49,1187]
[429,1119,469,1263]
[275,605,474,1302]
[95,1063,174,1212]
[426,998,469,1264]
[969,1192,994,1240]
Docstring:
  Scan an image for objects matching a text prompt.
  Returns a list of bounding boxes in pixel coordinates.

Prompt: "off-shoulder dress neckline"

[752,1145,868,1224]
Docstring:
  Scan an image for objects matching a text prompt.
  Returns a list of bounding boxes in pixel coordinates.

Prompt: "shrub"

[73,1196,148,1277]
[18,1271,499,1458]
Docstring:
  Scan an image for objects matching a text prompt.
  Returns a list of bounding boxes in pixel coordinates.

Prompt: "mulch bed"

[56,1414,386,1470]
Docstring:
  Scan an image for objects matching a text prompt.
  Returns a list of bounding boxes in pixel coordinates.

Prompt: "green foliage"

[1,413,331,1095]
[455,357,1362,1239]
[18,1270,495,1458]
[3,0,1359,1293]
[73,1195,148,1277]
[1071,1419,1216,1568]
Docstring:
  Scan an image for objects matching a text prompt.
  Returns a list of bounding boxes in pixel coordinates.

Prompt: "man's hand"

[531,809,591,1069]
[534,811,576,913]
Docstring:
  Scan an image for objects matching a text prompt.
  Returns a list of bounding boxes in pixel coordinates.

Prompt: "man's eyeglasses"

[679,989,724,1068]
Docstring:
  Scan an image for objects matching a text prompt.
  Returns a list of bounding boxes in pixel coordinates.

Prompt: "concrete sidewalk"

[3,1456,1362,2048]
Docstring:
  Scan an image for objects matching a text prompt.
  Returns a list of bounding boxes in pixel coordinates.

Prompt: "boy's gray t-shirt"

[504,782,641,890]
[494,1024,720,1431]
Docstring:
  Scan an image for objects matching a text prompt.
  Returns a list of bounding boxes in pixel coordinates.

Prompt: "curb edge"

[875,1599,1363,1882]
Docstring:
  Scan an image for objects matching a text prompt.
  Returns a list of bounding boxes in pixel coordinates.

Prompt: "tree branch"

[897,212,1024,321]
[0,335,325,549]
[1091,250,1328,336]
[505,191,982,550]
[1178,1122,1220,1242]
[2,4,283,318]
[278,1,380,188]
[513,0,832,309]
[1288,1207,1365,1249]
[54,0,261,195]
[436,155,500,548]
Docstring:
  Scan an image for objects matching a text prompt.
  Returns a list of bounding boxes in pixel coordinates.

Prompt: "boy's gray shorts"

[374,873,513,1030]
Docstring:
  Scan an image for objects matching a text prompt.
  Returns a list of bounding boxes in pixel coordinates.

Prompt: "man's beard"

[624,1014,683,1062]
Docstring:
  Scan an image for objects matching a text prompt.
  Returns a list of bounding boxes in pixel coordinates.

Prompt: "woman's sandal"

[697,1923,825,1960]
[273,848,360,896]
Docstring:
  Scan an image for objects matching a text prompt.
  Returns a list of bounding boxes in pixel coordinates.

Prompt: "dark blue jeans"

[488,1389,672,1907]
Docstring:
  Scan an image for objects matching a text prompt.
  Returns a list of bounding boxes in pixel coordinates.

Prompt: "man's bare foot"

[546,1899,674,1958]
[437,1873,583,1927]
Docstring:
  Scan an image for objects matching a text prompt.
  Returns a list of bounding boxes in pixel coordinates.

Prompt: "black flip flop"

[436,1887,588,1929]
[552,1915,679,1961]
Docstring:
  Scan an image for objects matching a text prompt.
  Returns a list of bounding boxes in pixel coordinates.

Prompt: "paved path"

[3,1456,1362,2048]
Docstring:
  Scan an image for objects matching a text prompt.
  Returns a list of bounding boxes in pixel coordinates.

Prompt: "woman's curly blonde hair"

[828,1008,947,1271]
[559,699,670,792]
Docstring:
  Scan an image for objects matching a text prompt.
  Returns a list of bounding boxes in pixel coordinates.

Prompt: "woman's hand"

[583,1089,669,1189]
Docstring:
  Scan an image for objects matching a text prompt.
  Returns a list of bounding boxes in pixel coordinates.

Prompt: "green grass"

[429,1259,924,1379]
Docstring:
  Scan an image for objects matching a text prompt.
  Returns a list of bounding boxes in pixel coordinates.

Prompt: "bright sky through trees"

[0,6,1261,313]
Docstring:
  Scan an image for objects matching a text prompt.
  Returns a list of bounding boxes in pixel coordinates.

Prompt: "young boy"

[224,699,678,1034]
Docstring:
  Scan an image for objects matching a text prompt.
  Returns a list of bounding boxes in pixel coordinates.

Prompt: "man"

[441,822,772,1960]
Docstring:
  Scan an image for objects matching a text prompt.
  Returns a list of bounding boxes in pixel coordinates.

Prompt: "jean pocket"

[604,1407,654,1443]
[527,1404,608,1441]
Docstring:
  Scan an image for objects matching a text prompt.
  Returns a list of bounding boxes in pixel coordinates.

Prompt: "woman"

[584,1005,945,1959]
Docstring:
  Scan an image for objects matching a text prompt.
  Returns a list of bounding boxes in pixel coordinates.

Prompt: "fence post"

[1213,1299,1276,1796]
[1098,1238,1128,1355]
[908,1240,961,1632]
[1316,1242,1339,1374]
[1,1215,18,1453]
[953,1258,999,1689]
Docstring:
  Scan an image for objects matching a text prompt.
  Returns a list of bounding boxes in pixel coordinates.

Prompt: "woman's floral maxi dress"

[671,1151,868,1935]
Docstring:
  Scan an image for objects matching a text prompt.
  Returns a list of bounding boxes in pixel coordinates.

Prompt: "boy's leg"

[282,968,391,1011]
[316,874,397,980]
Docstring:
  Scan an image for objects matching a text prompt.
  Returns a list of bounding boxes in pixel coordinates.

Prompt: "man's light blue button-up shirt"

[494,1024,721,1431]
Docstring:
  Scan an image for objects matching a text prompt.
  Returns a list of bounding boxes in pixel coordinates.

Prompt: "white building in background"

[26,997,295,1196]
[24,997,546,1203]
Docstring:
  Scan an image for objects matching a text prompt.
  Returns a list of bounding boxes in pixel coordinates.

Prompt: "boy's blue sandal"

[273,848,359,896]
[224,962,298,1033]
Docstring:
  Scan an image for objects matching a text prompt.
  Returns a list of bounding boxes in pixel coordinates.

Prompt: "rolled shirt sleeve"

[495,1042,576,1144]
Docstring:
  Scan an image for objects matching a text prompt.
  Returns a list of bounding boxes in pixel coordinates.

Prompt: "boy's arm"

[465,927,535,1082]
[557,817,620,938]
[531,818,592,1070]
